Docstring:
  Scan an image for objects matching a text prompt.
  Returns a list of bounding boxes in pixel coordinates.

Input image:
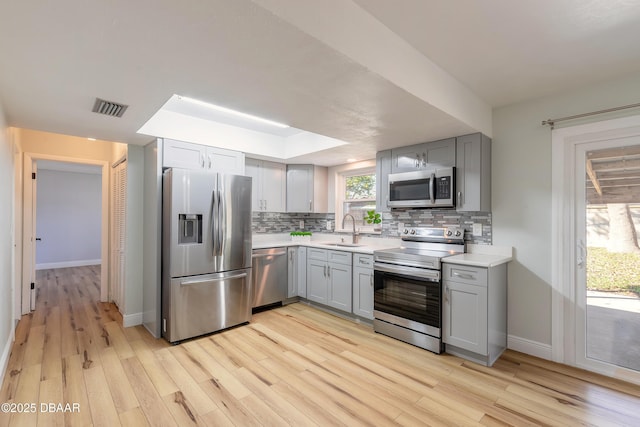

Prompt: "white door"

[552,114,640,385]
[575,138,640,375]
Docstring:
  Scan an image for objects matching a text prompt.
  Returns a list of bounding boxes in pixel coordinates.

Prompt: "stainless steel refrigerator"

[162,168,252,343]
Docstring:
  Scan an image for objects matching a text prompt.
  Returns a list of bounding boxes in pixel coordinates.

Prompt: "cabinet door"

[286,165,313,212]
[245,158,262,211]
[297,247,307,298]
[328,263,352,312]
[207,146,244,175]
[391,145,422,172]
[306,258,328,304]
[287,247,298,298]
[443,281,488,355]
[163,139,206,169]
[456,133,491,212]
[352,266,373,319]
[424,138,456,167]
[261,161,286,212]
[376,150,392,212]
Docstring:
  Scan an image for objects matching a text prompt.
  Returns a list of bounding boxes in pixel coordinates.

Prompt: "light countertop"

[252,233,401,254]
[444,244,513,267]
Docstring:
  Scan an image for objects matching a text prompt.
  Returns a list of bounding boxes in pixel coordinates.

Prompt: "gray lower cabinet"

[352,254,374,319]
[442,262,507,366]
[287,246,307,299]
[306,248,352,311]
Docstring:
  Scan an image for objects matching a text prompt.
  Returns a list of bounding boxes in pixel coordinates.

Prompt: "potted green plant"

[290,231,312,242]
[365,210,382,231]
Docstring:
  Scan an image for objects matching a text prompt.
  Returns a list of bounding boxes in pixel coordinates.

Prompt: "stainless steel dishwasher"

[252,248,288,308]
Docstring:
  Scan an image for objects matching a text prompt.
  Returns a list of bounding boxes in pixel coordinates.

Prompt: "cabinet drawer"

[443,264,487,286]
[354,254,373,268]
[328,250,352,266]
[307,248,327,261]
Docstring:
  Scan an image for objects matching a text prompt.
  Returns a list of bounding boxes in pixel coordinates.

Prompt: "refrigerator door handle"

[211,190,217,257]
[180,272,248,286]
[219,185,226,255]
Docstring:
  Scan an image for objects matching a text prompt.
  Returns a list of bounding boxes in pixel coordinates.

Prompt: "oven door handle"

[374,263,440,282]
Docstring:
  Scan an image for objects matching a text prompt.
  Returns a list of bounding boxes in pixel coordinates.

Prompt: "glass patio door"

[575,139,640,373]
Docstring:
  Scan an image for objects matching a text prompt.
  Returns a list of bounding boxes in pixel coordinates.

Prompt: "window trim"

[336,167,377,233]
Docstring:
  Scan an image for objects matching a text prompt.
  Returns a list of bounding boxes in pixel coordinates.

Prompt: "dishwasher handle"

[252,251,287,258]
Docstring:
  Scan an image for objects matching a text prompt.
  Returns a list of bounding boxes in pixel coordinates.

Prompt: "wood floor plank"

[120,356,177,427]
[62,354,93,427]
[155,347,218,415]
[40,306,62,381]
[37,377,65,427]
[83,365,121,427]
[8,363,40,427]
[100,347,140,413]
[119,407,150,427]
[129,339,179,397]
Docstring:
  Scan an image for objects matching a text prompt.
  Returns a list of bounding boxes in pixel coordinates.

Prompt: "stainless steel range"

[373,226,465,353]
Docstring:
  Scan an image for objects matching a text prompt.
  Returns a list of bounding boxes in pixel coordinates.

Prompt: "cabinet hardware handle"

[457,191,462,207]
[370,275,373,286]
[201,154,205,168]
[264,200,267,210]
[452,271,475,280]
[309,200,312,211]
[327,266,330,278]
[323,265,326,277]
[444,284,449,303]
[208,155,212,168]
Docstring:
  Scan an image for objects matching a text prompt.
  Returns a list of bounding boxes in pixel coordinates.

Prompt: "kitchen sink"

[320,242,363,247]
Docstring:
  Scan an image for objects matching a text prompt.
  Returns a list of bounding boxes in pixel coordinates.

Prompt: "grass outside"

[587,247,640,296]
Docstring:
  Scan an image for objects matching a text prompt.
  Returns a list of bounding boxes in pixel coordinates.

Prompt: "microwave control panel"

[436,176,451,199]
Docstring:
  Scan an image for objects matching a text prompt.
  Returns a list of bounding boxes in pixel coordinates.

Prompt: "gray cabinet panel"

[352,254,374,319]
[443,281,488,355]
[328,262,352,311]
[376,149,392,213]
[247,158,286,212]
[391,138,456,173]
[455,133,491,212]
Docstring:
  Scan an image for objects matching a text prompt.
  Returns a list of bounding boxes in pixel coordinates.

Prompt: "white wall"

[36,169,102,268]
[0,101,15,383]
[492,70,640,356]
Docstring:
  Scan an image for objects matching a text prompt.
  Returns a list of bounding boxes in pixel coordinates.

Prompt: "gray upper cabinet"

[455,133,491,212]
[163,138,245,174]
[246,158,286,212]
[376,149,392,213]
[391,138,456,173]
[286,164,328,213]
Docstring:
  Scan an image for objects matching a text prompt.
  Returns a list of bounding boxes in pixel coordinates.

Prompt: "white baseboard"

[123,312,143,328]
[1,326,15,387]
[36,259,101,270]
[508,334,553,360]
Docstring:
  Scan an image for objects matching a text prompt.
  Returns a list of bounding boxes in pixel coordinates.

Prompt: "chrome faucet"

[342,214,359,244]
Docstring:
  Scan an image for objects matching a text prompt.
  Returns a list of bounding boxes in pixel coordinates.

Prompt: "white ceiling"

[1,0,639,166]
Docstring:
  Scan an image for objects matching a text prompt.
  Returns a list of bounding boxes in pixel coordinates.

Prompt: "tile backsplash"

[253,209,491,244]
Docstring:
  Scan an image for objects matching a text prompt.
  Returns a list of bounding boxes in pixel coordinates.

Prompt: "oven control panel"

[401,226,464,242]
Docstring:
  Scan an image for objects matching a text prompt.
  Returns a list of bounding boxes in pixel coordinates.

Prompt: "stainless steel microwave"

[388,167,455,208]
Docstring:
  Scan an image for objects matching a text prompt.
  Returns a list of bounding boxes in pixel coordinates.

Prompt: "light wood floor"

[2,266,640,426]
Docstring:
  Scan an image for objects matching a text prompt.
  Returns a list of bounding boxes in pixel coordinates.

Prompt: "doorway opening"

[22,153,110,315]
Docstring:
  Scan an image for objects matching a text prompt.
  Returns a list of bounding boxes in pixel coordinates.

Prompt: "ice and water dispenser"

[178,214,202,244]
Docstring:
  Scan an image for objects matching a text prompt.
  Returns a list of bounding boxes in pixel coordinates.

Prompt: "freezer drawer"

[163,268,252,343]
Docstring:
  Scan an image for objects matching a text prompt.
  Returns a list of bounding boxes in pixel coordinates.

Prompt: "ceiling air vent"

[92,98,128,118]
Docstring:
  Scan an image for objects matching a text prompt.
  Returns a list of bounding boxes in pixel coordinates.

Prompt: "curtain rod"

[541,102,640,129]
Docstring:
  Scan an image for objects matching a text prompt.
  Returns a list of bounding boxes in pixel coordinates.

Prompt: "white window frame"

[336,167,377,233]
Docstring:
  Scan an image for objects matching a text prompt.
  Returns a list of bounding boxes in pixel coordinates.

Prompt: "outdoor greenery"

[346,174,376,200]
[587,247,640,296]
[289,231,312,236]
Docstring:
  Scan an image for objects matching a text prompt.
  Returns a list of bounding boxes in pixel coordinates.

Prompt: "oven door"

[373,263,441,337]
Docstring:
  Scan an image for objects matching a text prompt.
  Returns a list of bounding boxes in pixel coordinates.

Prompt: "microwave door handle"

[429,172,436,204]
